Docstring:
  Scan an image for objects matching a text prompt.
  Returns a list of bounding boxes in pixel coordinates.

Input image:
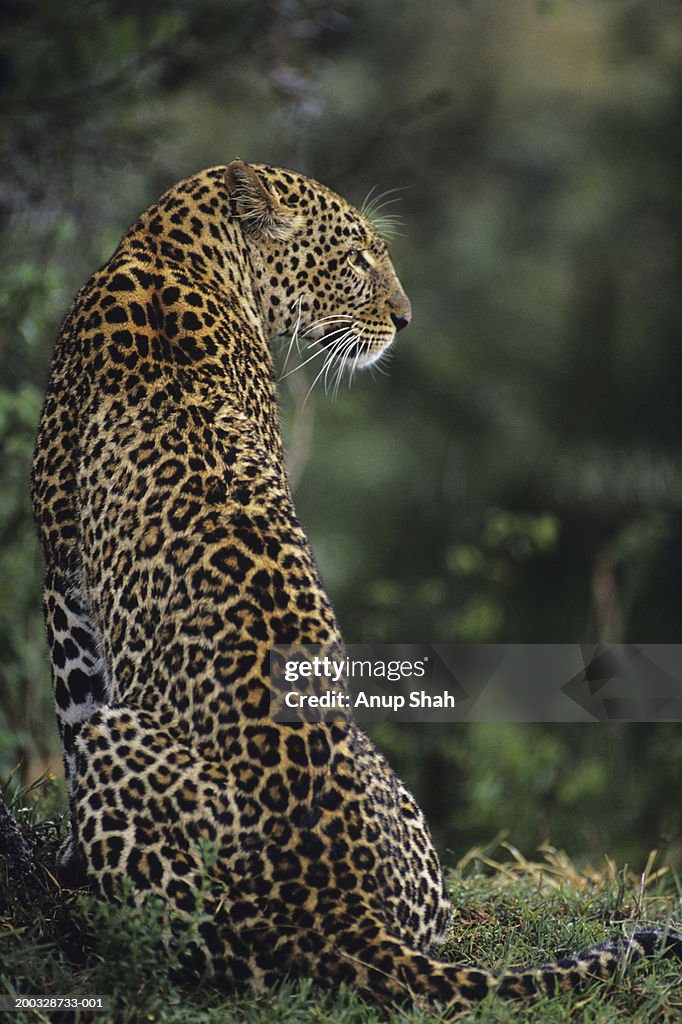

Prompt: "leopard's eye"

[347,249,371,271]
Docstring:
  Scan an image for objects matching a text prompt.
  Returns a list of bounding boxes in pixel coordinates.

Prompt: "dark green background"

[1,0,680,867]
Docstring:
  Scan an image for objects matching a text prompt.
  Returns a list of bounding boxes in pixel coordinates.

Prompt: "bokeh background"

[1,0,681,867]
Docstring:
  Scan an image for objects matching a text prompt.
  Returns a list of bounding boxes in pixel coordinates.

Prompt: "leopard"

[32,160,681,1017]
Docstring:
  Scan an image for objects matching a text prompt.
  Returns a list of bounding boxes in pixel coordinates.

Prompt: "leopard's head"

[225,160,411,372]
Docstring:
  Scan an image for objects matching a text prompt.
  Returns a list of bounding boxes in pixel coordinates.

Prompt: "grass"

[1,778,680,1023]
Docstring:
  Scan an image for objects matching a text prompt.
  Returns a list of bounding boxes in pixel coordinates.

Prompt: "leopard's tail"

[285,915,682,1017]
[491,927,682,1002]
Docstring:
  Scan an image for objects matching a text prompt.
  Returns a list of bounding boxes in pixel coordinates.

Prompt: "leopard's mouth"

[317,324,355,346]
[320,328,361,355]
[353,337,396,368]
[319,324,395,367]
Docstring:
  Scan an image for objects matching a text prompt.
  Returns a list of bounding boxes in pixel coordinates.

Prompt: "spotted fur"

[32,161,681,1016]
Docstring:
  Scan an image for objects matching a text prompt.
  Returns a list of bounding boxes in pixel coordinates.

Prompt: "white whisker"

[361,186,407,218]
[368,347,393,379]
[282,299,303,373]
[361,186,408,242]
[348,330,365,389]
[304,341,345,405]
[328,336,357,398]
[279,341,328,380]
[300,314,354,339]
[335,329,362,398]
[333,348,351,399]
[282,319,356,401]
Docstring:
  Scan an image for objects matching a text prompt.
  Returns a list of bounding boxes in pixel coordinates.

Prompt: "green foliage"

[373,721,682,868]
[0,387,50,777]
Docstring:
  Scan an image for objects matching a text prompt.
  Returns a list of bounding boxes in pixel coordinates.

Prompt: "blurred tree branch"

[333,89,456,184]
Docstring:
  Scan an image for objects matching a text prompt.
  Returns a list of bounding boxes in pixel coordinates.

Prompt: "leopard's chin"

[319,326,396,368]
[353,336,396,368]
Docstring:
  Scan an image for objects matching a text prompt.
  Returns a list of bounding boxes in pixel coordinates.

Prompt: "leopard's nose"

[391,310,412,332]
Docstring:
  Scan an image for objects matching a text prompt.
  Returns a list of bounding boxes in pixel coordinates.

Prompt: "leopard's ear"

[225,160,299,242]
